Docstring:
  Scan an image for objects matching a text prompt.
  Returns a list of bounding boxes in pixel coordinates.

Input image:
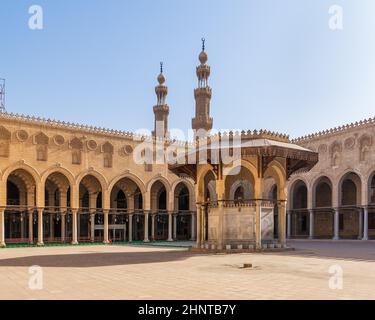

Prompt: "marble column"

[103,209,109,244]
[287,211,291,239]
[363,207,369,241]
[71,209,78,245]
[20,213,25,240]
[0,209,5,247]
[309,209,314,239]
[196,205,202,248]
[90,211,95,242]
[255,200,262,249]
[61,213,66,243]
[128,214,133,242]
[28,210,34,244]
[190,212,195,240]
[49,214,54,240]
[358,208,363,240]
[151,214,155,241]
[37,208,44,246]
[278,202,287,247]
[333,208,340,240]
[144,212,149,242]
[173,214,177,240]
[167,212,173,241]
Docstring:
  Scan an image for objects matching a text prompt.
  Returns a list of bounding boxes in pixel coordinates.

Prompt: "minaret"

[192,38,213,135]
[153,62,169,139]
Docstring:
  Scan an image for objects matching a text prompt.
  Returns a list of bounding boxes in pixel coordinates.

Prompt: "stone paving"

[0,240,374,300]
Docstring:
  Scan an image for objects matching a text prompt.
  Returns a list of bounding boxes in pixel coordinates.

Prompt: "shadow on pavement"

[0,249,194,268]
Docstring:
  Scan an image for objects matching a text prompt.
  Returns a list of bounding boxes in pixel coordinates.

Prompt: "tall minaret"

[153,62,169,139]
[192,38,213,135]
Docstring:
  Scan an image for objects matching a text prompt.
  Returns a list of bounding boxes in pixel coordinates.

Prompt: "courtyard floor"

[0,240,375,300]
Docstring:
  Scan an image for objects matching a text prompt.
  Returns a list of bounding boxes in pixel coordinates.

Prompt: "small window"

[36,145,47,161]
[72,150,81,165]
[104,153,112,168]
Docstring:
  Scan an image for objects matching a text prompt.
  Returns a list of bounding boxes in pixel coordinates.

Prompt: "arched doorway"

[79,175,103,242]
[174,182,192,240]
[203,170,216,241]
[313,176,333,239]
[290,180,308,238]
[44,172,71,243]
[151,180,168,240]
[5,169,37,244]
[109,177,144,242]
[338,172,362,239]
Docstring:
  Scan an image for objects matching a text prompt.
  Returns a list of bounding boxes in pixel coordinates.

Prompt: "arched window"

[293,183,308,209]
[341,179,357,206]
[116,190,127,209]
[315,181,332,208]
[234,186,244,201]
[178,186,190,211]
[72,150,81,165]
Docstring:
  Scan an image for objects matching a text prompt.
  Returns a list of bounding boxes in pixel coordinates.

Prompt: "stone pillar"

[363,207,369,241]
[196,205,202,248]
[151,214,155,241]
[61,213,66,243]
[255,200,262,250]
[144,212,149,242]
[77,212,81,240]
[90,211,95,242]
[128,214,133,242]
[287,211,291,239]
[0,209,5,247]
[278,202,287,246]
[167,212,173,241]
[49,214,54,240]
[309,209,314,239]
[37,208,44,246]
[173,214,177,240]
[333,208,340,240]
[103,209,109,244]
[358,208,363,240]
[71,209,78,245]
[59,192,67,243]
[20,214,25,240]
[28,210,34,244]
[190,212,195,240]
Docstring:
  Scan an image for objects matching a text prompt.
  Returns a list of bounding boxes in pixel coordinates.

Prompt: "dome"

[199,51,208,64]
[157,73,165,85]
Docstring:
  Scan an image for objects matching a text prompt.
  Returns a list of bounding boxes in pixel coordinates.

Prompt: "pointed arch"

[108,171,146,195]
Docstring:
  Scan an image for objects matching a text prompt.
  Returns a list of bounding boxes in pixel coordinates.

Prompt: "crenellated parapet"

[0,111,139,140]
[210,129,290,143]
[292,116,375,144]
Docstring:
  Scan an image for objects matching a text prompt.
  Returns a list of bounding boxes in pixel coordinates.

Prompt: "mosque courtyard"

[0,240,374,300]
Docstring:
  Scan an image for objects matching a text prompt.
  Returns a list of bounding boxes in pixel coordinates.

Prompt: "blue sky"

[1,0,375,138]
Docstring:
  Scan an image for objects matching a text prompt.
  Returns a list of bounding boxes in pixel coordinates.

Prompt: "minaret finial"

[160,61,163,74]
[201,38,205,51]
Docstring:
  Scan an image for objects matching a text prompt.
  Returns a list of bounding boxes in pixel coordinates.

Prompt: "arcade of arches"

[288,172,375,240]
[1,168,196,246]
